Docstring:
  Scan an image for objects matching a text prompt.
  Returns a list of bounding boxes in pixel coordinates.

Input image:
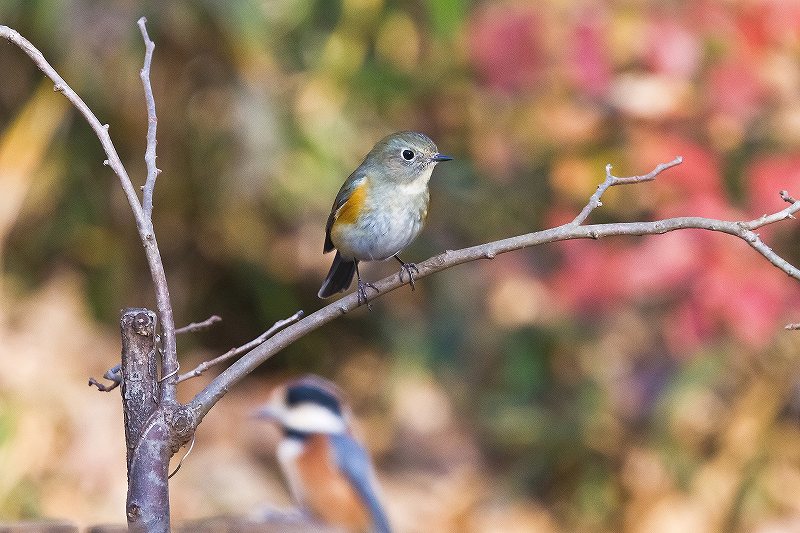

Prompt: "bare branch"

[137,17,159,221]
[189,163,800,424]
[175,315,222,335]
[571,156,683,226]
[0,23,180,404]
[177,310,304,384]
[88,363,123,392]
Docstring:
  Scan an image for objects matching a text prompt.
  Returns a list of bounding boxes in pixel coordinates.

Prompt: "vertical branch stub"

[120,308,159,472]
[121,308,172,533]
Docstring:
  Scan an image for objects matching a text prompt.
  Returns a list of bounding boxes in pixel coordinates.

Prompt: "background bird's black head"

[286,378,342,415]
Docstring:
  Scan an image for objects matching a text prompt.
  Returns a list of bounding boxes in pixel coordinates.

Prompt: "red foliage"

[644,17,701,80]
[468,5,544,94]
[706,60,766,124]
[735,0,800,53]
[569,8,612,99]
[632,135,725,204]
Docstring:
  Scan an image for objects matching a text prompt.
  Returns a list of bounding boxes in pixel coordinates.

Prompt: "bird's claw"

[357,278,378,308]
[398,262,419,290]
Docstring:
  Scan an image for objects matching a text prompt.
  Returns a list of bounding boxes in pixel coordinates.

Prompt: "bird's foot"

[357,278,379,308]
[398,262,419,290]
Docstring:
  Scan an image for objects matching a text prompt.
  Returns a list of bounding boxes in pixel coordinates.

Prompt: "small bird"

[318,131,452,304]
[255,376,391,533]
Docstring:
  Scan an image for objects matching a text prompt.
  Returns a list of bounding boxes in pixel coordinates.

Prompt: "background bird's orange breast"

[296,435,372,530]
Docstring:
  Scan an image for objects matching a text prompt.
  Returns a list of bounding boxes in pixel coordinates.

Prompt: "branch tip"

[139,15,160,222]
[175,314,223,335]
[571,157,683,226]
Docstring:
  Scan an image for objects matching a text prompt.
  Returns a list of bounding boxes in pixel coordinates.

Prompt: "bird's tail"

[318,252,356,298]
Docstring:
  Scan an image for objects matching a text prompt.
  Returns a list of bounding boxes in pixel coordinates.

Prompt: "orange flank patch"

[296,435,372,531]
[335,180,368,225]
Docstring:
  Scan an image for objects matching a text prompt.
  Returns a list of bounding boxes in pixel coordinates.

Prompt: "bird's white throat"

[397,165,434,196]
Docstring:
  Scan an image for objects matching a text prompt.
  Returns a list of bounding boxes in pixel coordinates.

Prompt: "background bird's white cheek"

[285,404,347,434]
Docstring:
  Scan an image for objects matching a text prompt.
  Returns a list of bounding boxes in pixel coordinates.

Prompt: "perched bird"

[255,376,391,533]
[318,131,452,303]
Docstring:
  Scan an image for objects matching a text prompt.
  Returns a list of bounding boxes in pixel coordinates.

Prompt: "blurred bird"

[318,131,452,304]
[255,376,391,533]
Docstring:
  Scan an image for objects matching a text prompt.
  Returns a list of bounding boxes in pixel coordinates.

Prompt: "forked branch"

[0,20,179,403]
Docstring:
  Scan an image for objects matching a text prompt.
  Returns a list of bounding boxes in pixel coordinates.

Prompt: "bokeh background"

[3,0,800,531]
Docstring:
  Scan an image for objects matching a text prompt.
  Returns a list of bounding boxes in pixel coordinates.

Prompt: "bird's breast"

[331,178,429,261]
[293,435,372,530]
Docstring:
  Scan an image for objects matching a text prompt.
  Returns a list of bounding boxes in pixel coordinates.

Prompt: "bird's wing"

[329,433,391,533]
[324,172,366,253]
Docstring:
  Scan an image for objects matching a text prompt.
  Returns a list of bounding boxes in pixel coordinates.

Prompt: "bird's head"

[365,131,452,184]
[255,375,348,437]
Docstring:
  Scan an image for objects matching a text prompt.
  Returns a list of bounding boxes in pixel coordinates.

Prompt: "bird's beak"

[252,404,284,422]
[432,153,453,162]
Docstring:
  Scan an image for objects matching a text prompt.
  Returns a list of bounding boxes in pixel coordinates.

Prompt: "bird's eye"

[402,149,415,161]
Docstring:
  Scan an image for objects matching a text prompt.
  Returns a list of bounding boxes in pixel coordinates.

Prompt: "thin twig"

[133,18,178,401]
[138,17,160,221]
[177,310,304,383]
[0,23,180,404]
[189,163,800,423]
[168,434,196,479]
[88,363,123,392]
[176,315,222,335]
[158,362,180,383]
[571,156,683,226]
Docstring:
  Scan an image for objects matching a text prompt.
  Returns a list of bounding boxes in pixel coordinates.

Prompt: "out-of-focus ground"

[3,1,800,531]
